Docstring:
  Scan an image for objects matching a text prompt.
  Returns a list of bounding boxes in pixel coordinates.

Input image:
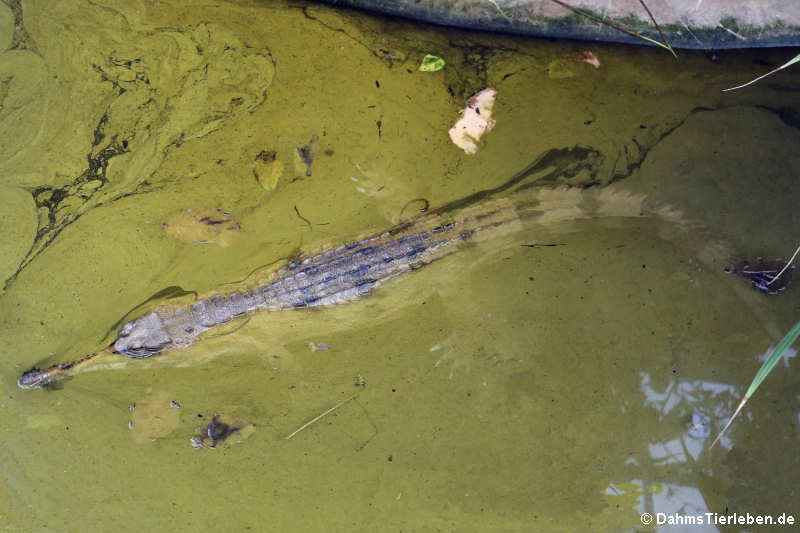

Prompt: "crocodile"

[17,147,689,389]
[18,197,526,389]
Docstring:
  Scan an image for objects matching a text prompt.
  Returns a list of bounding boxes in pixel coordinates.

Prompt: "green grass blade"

[723,53,800,92]
[745,320,800,398]
[710,320,800,449]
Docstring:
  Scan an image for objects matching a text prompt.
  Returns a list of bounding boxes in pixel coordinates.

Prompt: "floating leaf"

[253,150,283,190]
[419,53,445,72]
[572,51,600,68]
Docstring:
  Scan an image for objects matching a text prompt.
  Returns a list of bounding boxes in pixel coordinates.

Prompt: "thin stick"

[637,0,676,57]
[548,0,675,56]
[723,54,800,92]
[285,393,359,440]
[488,0,511,21]
[767,243,800,286]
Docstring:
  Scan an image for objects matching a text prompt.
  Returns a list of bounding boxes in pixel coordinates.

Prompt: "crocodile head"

[114,312,172,358]
[18,366,63,389]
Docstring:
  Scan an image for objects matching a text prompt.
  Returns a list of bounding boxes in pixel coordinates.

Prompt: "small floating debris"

[163,207,241,248]
[572,51,600,68]
[308,342,329,352]
[448,88,497,154]
[548,52,598,79]
[418,52,445,72]
[190,414,253,449]
[686,411,710,439]
[727,257,793,294]
[296,133,319,178]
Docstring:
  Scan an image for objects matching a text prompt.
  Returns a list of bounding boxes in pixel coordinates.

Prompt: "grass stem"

[767,243,800,286]
[285,393,359,440]
[548,0,676,57]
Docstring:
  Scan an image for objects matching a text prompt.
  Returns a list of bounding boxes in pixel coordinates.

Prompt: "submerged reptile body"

[18,195,526,388]
[113,201,518,359]
[20,148,621,388]
[18,160,688,389]
[74,199,526,364]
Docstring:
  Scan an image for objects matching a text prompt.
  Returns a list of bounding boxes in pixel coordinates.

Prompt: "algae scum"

[1,1,800,531]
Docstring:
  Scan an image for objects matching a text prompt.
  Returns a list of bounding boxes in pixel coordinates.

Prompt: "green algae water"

[1,1,800,531]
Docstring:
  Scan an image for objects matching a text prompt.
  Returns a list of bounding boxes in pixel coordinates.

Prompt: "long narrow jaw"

[17,345,117,390]
[17,366,66,389]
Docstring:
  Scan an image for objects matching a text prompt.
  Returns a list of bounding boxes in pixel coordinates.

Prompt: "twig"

[294,205,312,229]
[637,0,676,57]
[285,393,359,440]
[548,0,675,56]
[488,0,512,22]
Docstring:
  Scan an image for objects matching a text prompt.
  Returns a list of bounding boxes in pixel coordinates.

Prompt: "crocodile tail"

[512,185,733,269]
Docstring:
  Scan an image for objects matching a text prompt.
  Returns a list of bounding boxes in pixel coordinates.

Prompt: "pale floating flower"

[448,88,497,154]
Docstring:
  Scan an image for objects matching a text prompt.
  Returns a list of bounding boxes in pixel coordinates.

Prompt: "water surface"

[1,1,799,531]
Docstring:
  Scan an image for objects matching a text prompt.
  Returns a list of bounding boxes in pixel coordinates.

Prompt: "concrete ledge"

[318,0,800,49]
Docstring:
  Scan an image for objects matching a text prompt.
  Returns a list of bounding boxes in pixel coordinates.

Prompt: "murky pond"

[1,1,799,531]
